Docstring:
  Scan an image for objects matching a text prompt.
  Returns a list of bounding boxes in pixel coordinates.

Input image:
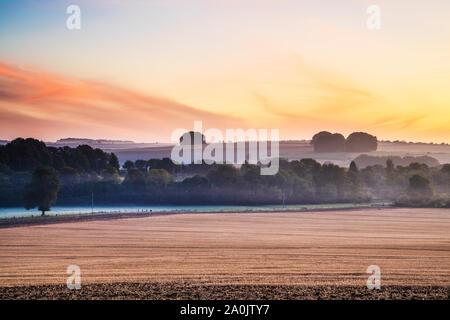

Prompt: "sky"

[0,0,449,143]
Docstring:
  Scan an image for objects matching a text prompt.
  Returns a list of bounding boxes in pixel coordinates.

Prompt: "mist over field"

[0,0,449,304]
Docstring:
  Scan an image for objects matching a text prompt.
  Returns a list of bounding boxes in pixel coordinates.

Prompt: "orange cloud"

[0,62,243,142]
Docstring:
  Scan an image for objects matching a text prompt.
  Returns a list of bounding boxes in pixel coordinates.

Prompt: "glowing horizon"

[1,0,449,143]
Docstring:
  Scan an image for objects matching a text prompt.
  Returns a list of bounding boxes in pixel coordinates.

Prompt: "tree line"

[0,138,449,214]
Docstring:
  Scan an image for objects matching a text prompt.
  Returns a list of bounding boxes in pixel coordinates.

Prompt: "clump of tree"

[386,162,450,208]
[311,132,346,152]
[0,138,122,208]
[179,131,206,145]
[396,175,431,207]
[407,175,434,202]
[311,131,377,153]
[122,157,212,179]
[345,132,378,152]
[353,154,440,168]
[24,166,60,216]
[0,138,119,174]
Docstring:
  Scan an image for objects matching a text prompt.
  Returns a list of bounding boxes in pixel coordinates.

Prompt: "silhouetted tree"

[311,131,331,145]
[311,132,346,152]
[59,166,80,185]
[182,175,210,189]
[180,131,206,145]
[123,160,135,171]
[348,161,360,184]
[207,164,241,186]
[135,160,149,172]
[101,166,120,183]
[123,168,146,192]
[4,138,52,171]
[347,161,364,201]
[407,174,434,203]
[300,158,321,175]
[318,183,338,202]
[147,169,173,188]
[385,159,396,186]
[345,132,378,152]
[240,163,261,185]
[109,153,120,170]
[24,166,60,216]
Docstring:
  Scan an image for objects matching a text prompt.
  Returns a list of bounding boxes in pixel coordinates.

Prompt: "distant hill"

[380,140,449,146]
[56,138,134,145]
[47,138,165,150]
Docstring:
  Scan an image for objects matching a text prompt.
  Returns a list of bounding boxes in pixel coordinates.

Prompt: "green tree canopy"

[147,169,174,188]
[206,164,241,187]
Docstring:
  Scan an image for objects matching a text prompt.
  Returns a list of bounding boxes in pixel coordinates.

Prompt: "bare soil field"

[0,208,449,299]
[1,283,447,300]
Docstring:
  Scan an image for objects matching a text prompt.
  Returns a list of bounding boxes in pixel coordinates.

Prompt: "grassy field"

[0,208,449,299]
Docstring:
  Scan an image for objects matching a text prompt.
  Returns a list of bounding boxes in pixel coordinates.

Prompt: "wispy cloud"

[0,61,243,141]
[368,114,428,130]
[254,54,381,120]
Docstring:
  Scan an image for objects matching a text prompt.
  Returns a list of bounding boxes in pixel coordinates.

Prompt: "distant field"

[0,208,448,292]
[110,141,450,166]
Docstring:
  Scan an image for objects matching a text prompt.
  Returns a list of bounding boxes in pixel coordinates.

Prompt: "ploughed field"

[0,208,449,299]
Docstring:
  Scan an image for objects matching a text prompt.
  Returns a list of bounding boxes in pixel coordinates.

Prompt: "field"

[0,208,449,299]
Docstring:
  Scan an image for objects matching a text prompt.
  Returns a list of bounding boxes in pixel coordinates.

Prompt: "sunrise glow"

[1,0,449,142]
